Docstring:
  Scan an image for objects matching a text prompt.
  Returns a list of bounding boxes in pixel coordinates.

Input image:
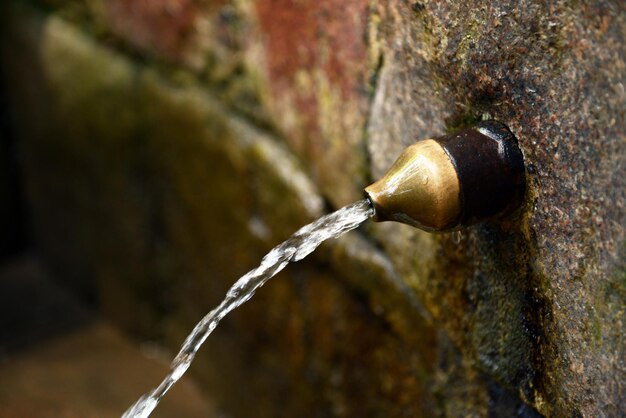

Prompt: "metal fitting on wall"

[365,121,526,231]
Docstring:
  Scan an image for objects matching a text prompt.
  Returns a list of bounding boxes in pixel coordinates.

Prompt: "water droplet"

[527,163,538,174]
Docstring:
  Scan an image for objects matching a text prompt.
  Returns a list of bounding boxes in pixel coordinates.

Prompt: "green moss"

[444,112,483,133]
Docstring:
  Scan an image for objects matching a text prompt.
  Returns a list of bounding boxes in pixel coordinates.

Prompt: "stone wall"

[1,1,624,416]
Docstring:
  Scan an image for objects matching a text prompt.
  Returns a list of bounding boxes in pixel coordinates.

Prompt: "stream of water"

[122,199,374,418]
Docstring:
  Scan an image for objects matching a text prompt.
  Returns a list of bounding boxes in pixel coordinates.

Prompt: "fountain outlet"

[365,120,525,231]
[124,121,525,418]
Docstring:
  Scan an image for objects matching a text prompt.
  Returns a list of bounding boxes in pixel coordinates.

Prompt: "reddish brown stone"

[255,0,371,204]
[256,0,369,98]
[104,0,202,60]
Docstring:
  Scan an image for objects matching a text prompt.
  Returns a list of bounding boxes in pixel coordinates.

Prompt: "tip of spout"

[363,191,381,222]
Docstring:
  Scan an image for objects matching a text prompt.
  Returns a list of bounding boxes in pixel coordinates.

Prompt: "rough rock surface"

[1,1,624,417]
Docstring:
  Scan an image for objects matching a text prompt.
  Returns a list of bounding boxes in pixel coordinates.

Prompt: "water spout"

[365,120,525,231]
[123,121,526,417]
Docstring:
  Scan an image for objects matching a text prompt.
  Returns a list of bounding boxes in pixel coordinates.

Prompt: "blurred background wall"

[0,0,624,417]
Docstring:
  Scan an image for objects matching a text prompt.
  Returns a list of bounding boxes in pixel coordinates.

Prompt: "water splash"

[123,199,374,418]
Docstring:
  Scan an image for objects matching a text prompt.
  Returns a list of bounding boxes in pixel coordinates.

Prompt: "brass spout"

[364,121,526,232]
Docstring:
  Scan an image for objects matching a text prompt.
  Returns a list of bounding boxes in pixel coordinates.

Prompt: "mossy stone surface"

[366,2,624,416]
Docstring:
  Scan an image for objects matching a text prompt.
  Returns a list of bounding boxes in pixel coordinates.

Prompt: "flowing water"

[123,199,374,418]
